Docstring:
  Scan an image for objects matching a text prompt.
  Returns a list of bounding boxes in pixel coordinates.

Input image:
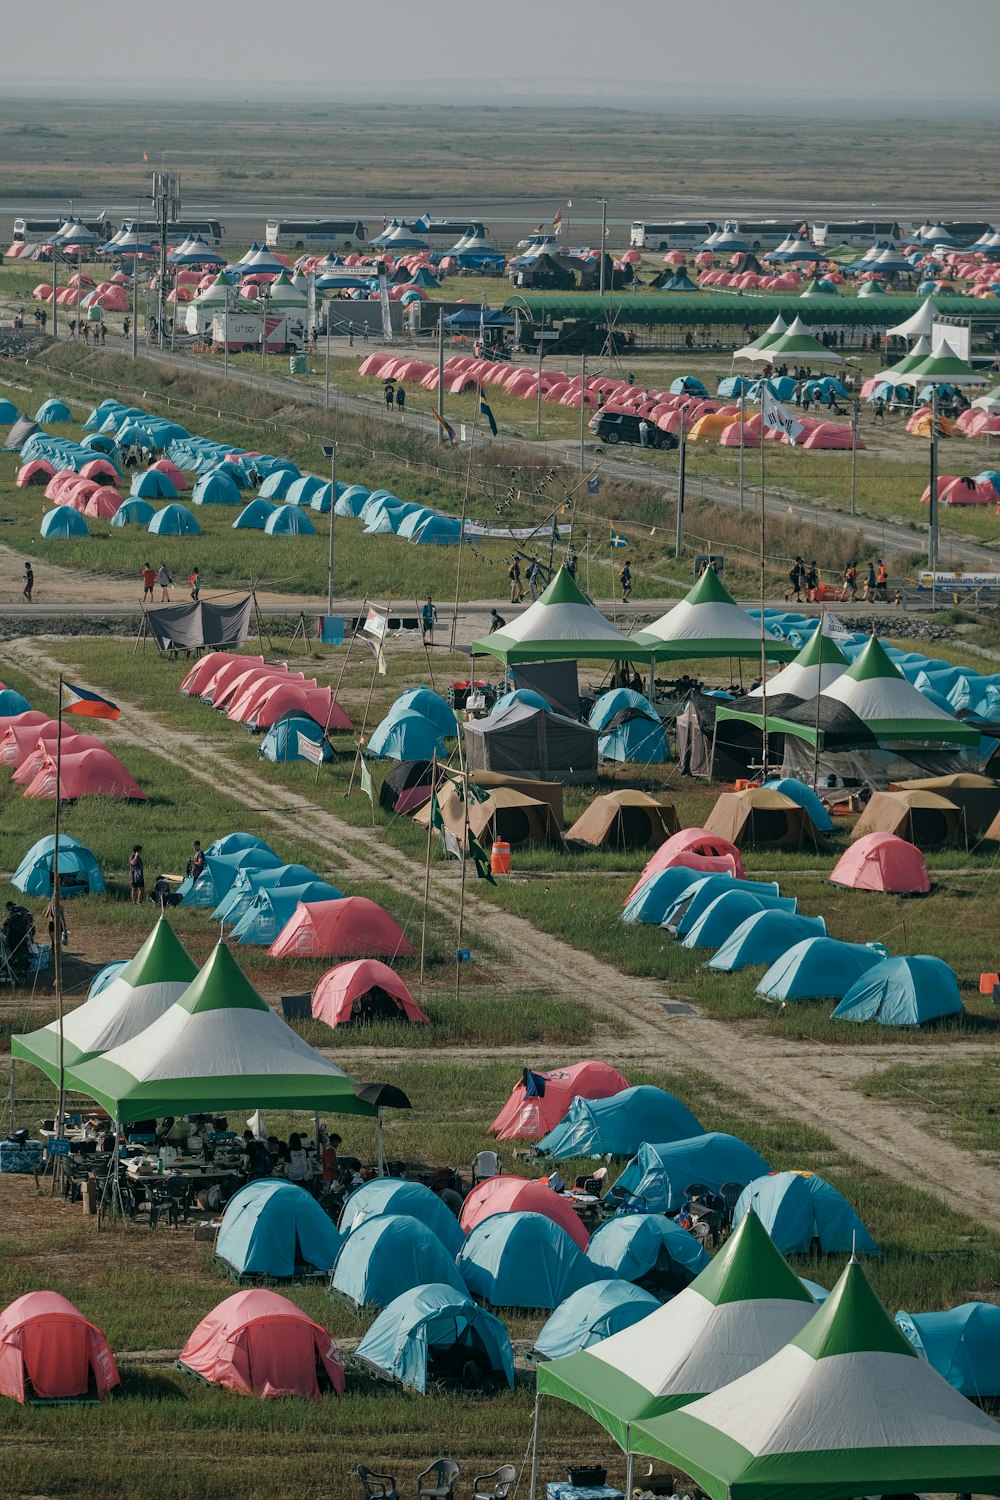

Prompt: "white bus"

[731,220,809,250]
[265,218,367,250]
[813,219,903,249]
[119,218,225,246]
[630,220,717,250]
[12,216,110,245]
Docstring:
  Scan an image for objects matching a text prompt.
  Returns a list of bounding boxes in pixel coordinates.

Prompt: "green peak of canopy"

[691,1209,815,1308]
[538,565,593,608]
[797,627,849,670]
[843,635,905,685]
[684,565,739,610]
[121,917,198,989]
[793,1258,916,1361]
[177,942,270,1016]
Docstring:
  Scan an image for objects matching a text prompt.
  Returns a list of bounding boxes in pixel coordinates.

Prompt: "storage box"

[0,1139,44,1174]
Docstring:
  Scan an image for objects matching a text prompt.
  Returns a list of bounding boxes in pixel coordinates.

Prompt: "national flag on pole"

[434,410,457,447]
[610,530,628,548]
[359,755,374,805]
[479,391,498,437]
[296,731,325,766]
[761,384,805,446]
[61,682,120,721]
[467,827,497,884]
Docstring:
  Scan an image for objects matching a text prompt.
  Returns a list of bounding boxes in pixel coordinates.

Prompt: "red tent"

[84,487,124,519]
[16,460,55,487]
[150,458,187,490]
[490,1060,629,1141]
[627,828,745,903]
[24,748,146,802]
[0,720,58,767]
[0,1292,119,1403]
[269,897,414,960]
[459,1176,590,1251]
[311,959,429,1027]
[178,1290,344,1400]
[249,684,351,732]
[195,655,266,704]
[12,730,105,784]
[218,667,291,714]
[829,833,930,895]
[79,459,120,485]
[0,711,51,742]
[179,650,244,698]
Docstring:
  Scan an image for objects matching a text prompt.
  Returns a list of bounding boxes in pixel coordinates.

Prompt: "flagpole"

[812,618,824,792]
[759,407,769,777]
[738,386,746,514]
[456,780,470,1005]
[54,677,65,1144]
[347,602,388,798]
[419,750,437,983]
[449,406,478,650]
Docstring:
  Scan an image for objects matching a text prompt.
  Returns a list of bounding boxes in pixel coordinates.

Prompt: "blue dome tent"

[12,834,104,899]
[457,1212,600,1310]
[706,910,826,972]
[733,1172,879,1256]
[265,506,316,536]
[895,1304,1000,1397]
[330,1214,465,1310]
[612,1133,770,1216]
[40,506,89,538]
[669,376,708,396]
[81,433,118,454]
[35,398,72,423]
[230,883,341,946]
[682,889,797,950]
[0,687,32,717]
[491,689,552,717]
[395,507,442,540]
[334,484,370,516]
[536,1086,703,1161]
[192,471,241,506]
[665,874,780,936]
[258,467,299,499]
[832,954,963,1025]
[176,848,282,908]
[0,398,19,423]
[310,483,342,513]
[532,1281,659,1361]
[411,516,462,545]
[148,503,201,536]
[356,1283,514,1394]
[212,864,324,925]
[367,709,445,762]
[340,1178,466,1256]
[716,375,753,399]
[215,1180,341,1279]
[756,937,888,1003]
[586,1214,710,1293]
[88,960,128,999]
[761,777,834,835]
[390,688,457,740]
[233,498,277,530]
[599,713,671,765]
[284,475,324,507]
[111,498,155,527]
[621,868,703,925]
[130,470,177,500]
[205,833,278,858]
[589,689,657,732]
[261,714,331,762]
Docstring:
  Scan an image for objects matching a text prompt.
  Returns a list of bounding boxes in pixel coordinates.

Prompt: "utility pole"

[579,350,587,471]
[675,417,687,557]
[928,384,939,580]
[598,197,608,299]
[850,399,860,517]
[152,170,180,352]
[323,443,337,614]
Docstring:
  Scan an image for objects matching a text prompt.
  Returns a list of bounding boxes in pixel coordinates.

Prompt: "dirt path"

[9,637,1000,1234]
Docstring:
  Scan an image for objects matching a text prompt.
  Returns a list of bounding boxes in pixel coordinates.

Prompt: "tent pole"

[625,1424,635,1498]
[528,1392,542,1500]
[419,750,438,984]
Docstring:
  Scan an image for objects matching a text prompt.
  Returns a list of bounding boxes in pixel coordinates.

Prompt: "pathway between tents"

[8,638,1000,1235]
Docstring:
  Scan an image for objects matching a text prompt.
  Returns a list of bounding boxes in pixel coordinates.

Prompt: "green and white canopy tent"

[820,635,977,745]
[632,1259,1000,1500]
[531,1212,817,1482]
[470,565,646,664]
[879,332,933,383]
[11,917,198,1084]
[906,338,983,386]
[748,316,843,365]
[733,313,788,361]
[66,941,374,1122]
[633,567,796,663]
[745,627,849,702]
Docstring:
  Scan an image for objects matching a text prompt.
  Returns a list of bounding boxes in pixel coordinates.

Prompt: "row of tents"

[0,703,145,802]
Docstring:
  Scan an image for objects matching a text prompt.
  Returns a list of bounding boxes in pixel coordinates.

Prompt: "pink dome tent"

[269,896,414,961]
[311,959,429,1028]
[459,1176,591,1251]
[13,732,106,786]
[16,460,55,487]
[178,1290,344,1400]
[23,747,145,802]
[829,833,930,895]
[490,1060,630,1141]
[0,1292,119,1403]
[84,488,124,519]
[627,828,744,903]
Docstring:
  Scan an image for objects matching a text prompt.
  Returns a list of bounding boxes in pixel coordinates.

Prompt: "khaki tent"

[890,773,1000,837]
[468,771,564,828]
[852,789,966,849]
[564,790,680,851]
[704,788,821,849]
[414,782,561,848]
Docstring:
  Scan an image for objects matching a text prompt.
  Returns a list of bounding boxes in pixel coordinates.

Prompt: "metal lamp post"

[322,443,337,614]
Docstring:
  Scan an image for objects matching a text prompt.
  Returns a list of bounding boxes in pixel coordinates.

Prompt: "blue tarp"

[233,498,278,530]
[757,937,889,1002]
[762,778,834,835]
[330,1213,466,1310]
[215,1179,341,1278]
[356,1283,514,1394]
[457,1212,600,1309]
[111,498,155,527]
[585,1213,710,1290]
[230,882,341,945]
[706,910,827,972]
[130,470,177,500]
[212,863,323,925]
[265,506,316,536]
[536,1086,703,1161]
[621,868,702,925]
[12,833,104,898]
[368,709,445,761]
[682,889,796,950]
[733,1172,879,1256]
[612,1133,770,1215]
[176,848,282,907]
[390,688,458,739]
[341,1178,466,1256]
[40,506,89,538]
[261,714,331,763]
[895,1303,1000,1396]
[832,954,963,1025]
[533,1282,659,1361]
[148,503,201,536]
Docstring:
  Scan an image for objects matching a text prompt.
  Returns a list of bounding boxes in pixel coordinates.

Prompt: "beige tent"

[564,789,680,851]
[704,788,821,849]
[852,789,966,849]
[414,782,562,848]
[889,774,1000,837]
[468,771,564,828]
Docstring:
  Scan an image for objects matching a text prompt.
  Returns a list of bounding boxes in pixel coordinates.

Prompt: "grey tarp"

[508,661,580,717]
[462,701,597,784]
[145,597,254,652]
[4,417,39,451]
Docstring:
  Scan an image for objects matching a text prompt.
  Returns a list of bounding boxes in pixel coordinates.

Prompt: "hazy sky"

[3,0,999,102]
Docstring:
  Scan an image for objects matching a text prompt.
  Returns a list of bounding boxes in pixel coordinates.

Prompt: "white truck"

[208,311,306,353]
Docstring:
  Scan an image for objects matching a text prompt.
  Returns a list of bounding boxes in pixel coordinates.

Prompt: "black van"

[588,411,678,449]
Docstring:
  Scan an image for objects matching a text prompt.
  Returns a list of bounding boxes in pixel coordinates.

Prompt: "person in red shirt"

[141,562,156,602]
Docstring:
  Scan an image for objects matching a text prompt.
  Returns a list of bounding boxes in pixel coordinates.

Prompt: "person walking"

[384,383,394,414]
[841,561,859,602]
[362,321,369,343]
[875,558,889,602]
[508,556,523,603]
[22,562,33,603]
[804,560,819,603]
[526,558,541,601]
[157,561,173,602]
[141,561,156,602]
[784,556,805,603]
[128,845,145,907]
[873,396,886,425]
[395,386,406,421]
[619,558,633,603]
[189,566,201,602]
[421,596,437,645]
[863,559,877,602]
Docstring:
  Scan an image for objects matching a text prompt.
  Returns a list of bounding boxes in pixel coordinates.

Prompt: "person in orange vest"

[875,558,888,602]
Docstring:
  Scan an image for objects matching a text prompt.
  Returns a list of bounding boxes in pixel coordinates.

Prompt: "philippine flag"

[61,681,121,721]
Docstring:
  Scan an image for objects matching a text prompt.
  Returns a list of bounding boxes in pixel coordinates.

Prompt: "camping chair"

[417,1459,460,1500]
[471,1150,501,1185]
[357,1466,398,1500]
[472,1464,517,1500]
[575,1166,607,1196]
[719,1181,744,1227]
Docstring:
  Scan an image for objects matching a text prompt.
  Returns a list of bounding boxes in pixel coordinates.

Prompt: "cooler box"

[0,1139,44,1174]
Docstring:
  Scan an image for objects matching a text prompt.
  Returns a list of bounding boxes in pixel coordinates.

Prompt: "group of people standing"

[140,562,200,603]
[785,555,889,604]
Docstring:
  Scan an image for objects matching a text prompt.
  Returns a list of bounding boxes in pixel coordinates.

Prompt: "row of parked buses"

[11,216,226,247]
[628,218,994,251]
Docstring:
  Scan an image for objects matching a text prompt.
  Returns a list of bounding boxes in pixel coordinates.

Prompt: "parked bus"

[629,220,717,250]
[12,216,110,246]
[730,220,809,250]
[813,219,904,249]
[265,218,367,249]
[118,218,225,246]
